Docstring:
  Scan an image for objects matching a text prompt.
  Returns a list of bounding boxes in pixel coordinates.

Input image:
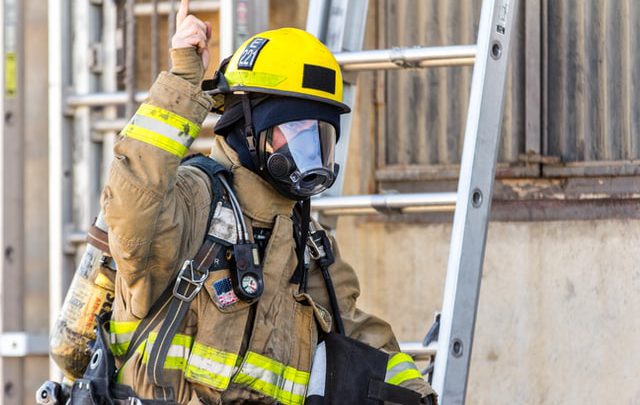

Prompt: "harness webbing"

[148,239,224,401]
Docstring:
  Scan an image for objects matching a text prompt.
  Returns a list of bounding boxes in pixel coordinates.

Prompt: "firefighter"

[100,0,437,403]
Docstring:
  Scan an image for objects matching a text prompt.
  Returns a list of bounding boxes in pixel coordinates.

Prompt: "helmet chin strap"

[240,93,262,170]
[237,94,298,200]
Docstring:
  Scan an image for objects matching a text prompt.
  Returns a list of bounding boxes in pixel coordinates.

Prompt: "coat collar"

[209,135,296,224]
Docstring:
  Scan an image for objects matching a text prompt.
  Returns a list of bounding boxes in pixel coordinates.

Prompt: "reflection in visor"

[278,121,323,173]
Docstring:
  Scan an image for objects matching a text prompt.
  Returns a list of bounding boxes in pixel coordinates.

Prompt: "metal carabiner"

[173,259,209,302]
[307,233,325,260]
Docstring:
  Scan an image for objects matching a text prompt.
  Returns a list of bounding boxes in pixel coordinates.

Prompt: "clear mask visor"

[262,120,337,197]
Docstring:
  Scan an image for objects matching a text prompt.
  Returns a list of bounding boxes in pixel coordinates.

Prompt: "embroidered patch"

[213,277,239,308]
[237,37,269,70]
[208,202,238,245]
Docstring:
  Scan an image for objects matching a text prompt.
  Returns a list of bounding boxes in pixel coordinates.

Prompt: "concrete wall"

[335,217,640,404]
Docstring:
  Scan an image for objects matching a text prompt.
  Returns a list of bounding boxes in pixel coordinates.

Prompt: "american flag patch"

[213,277,239,308]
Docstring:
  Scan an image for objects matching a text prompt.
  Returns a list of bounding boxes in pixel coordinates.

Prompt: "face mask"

[259,120,338,199]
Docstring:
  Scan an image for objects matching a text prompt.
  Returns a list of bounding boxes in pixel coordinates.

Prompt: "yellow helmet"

[207,27,350,113]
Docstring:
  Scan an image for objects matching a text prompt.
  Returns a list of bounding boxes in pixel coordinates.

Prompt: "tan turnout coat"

[102,71,434,404]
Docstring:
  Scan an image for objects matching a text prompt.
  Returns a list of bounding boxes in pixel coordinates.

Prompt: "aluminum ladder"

[306,1,519,403]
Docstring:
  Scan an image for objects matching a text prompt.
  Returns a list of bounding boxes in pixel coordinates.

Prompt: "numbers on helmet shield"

[238,38,269,71]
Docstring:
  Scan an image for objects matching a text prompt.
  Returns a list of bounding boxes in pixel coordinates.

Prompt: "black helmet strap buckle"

[202,56,232,113]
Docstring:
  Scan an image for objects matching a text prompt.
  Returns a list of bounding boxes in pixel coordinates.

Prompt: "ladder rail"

[309,0,520,403]
[432,0,519,403]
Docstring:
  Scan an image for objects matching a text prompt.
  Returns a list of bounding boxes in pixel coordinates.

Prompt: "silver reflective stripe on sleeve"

[184,342,239,390]
[130,114,196,150]
[385,352,423,386]
[234,351,310,405]
[306,342,326,397]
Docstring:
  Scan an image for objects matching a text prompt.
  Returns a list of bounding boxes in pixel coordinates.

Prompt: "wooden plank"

[524,0,541,157]
[632,0,640,160]
[543,160,640,177]
[376,162,541,182]
[375,0,387,171]
[605,0,623,161]
[379,176,640,203]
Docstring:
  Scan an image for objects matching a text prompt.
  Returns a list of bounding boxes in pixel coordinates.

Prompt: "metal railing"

[134,0,219,16]
[312,192,457,216]
[335,45,476,71]
[64,45,476,108]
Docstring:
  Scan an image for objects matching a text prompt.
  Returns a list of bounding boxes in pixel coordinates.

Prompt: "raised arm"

[101,0,214,319]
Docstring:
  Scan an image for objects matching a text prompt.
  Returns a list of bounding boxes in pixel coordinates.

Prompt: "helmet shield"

[261,120,337,199]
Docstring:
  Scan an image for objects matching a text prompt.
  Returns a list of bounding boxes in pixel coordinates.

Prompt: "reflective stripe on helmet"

[109,319,141,357]
[184,341,239,390]
[233,351,309,405]
[385,352,423,386]
[122,104,200,158]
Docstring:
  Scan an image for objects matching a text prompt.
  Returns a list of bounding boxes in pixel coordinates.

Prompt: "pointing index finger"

[176,0,189,25]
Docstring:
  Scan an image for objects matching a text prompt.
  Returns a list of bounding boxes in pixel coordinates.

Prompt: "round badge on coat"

[241,274,259,296]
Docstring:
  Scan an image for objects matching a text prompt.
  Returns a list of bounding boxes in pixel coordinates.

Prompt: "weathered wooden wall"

[545,0,640,176]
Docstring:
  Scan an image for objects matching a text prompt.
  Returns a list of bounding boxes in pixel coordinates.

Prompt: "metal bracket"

[89,42,104,74]
[0,332,49,357]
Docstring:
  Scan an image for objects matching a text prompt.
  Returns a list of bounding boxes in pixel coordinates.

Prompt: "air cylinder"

[49,212,116,380]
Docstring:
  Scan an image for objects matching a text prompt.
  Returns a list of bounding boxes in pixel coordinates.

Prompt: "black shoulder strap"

[181,154,231,229]
[147,156,231,400]
[119,156,228,363]
[290,202,346,335]
[307,224,345,335]
[148,239,224,401]
[113,156,230,401]
[180,153,230,188]
[290,199,311,291]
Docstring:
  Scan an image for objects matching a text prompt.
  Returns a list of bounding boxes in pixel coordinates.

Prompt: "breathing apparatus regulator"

[202,27,350,200]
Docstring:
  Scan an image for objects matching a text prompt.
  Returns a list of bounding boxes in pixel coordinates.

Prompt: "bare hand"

[171,0,212,70]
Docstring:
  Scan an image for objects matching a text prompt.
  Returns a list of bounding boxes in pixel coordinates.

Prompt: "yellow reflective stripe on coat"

[233,351,309,405]
[184,342,239,390]
[122,104,200,158]
[109,320,141,357]
[140,332,194,371]
[385,352,423,386]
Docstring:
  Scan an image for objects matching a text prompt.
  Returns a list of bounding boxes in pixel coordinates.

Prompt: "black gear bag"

[301,225,428,405]
[67,313,116,405]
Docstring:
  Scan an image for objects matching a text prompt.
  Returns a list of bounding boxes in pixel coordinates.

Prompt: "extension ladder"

[305,0,519,403]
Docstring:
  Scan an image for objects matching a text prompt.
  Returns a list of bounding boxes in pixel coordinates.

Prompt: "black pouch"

[68,314,116,405]
[317,333,421,405]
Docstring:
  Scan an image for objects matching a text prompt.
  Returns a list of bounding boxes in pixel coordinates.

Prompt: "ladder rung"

[92,115,219,133]
[66,231,87,246]
[134,1,220,16]
[67,91,149,108]
[335,45,476,71]
[311,192,457,216]
[400,341,438,361]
